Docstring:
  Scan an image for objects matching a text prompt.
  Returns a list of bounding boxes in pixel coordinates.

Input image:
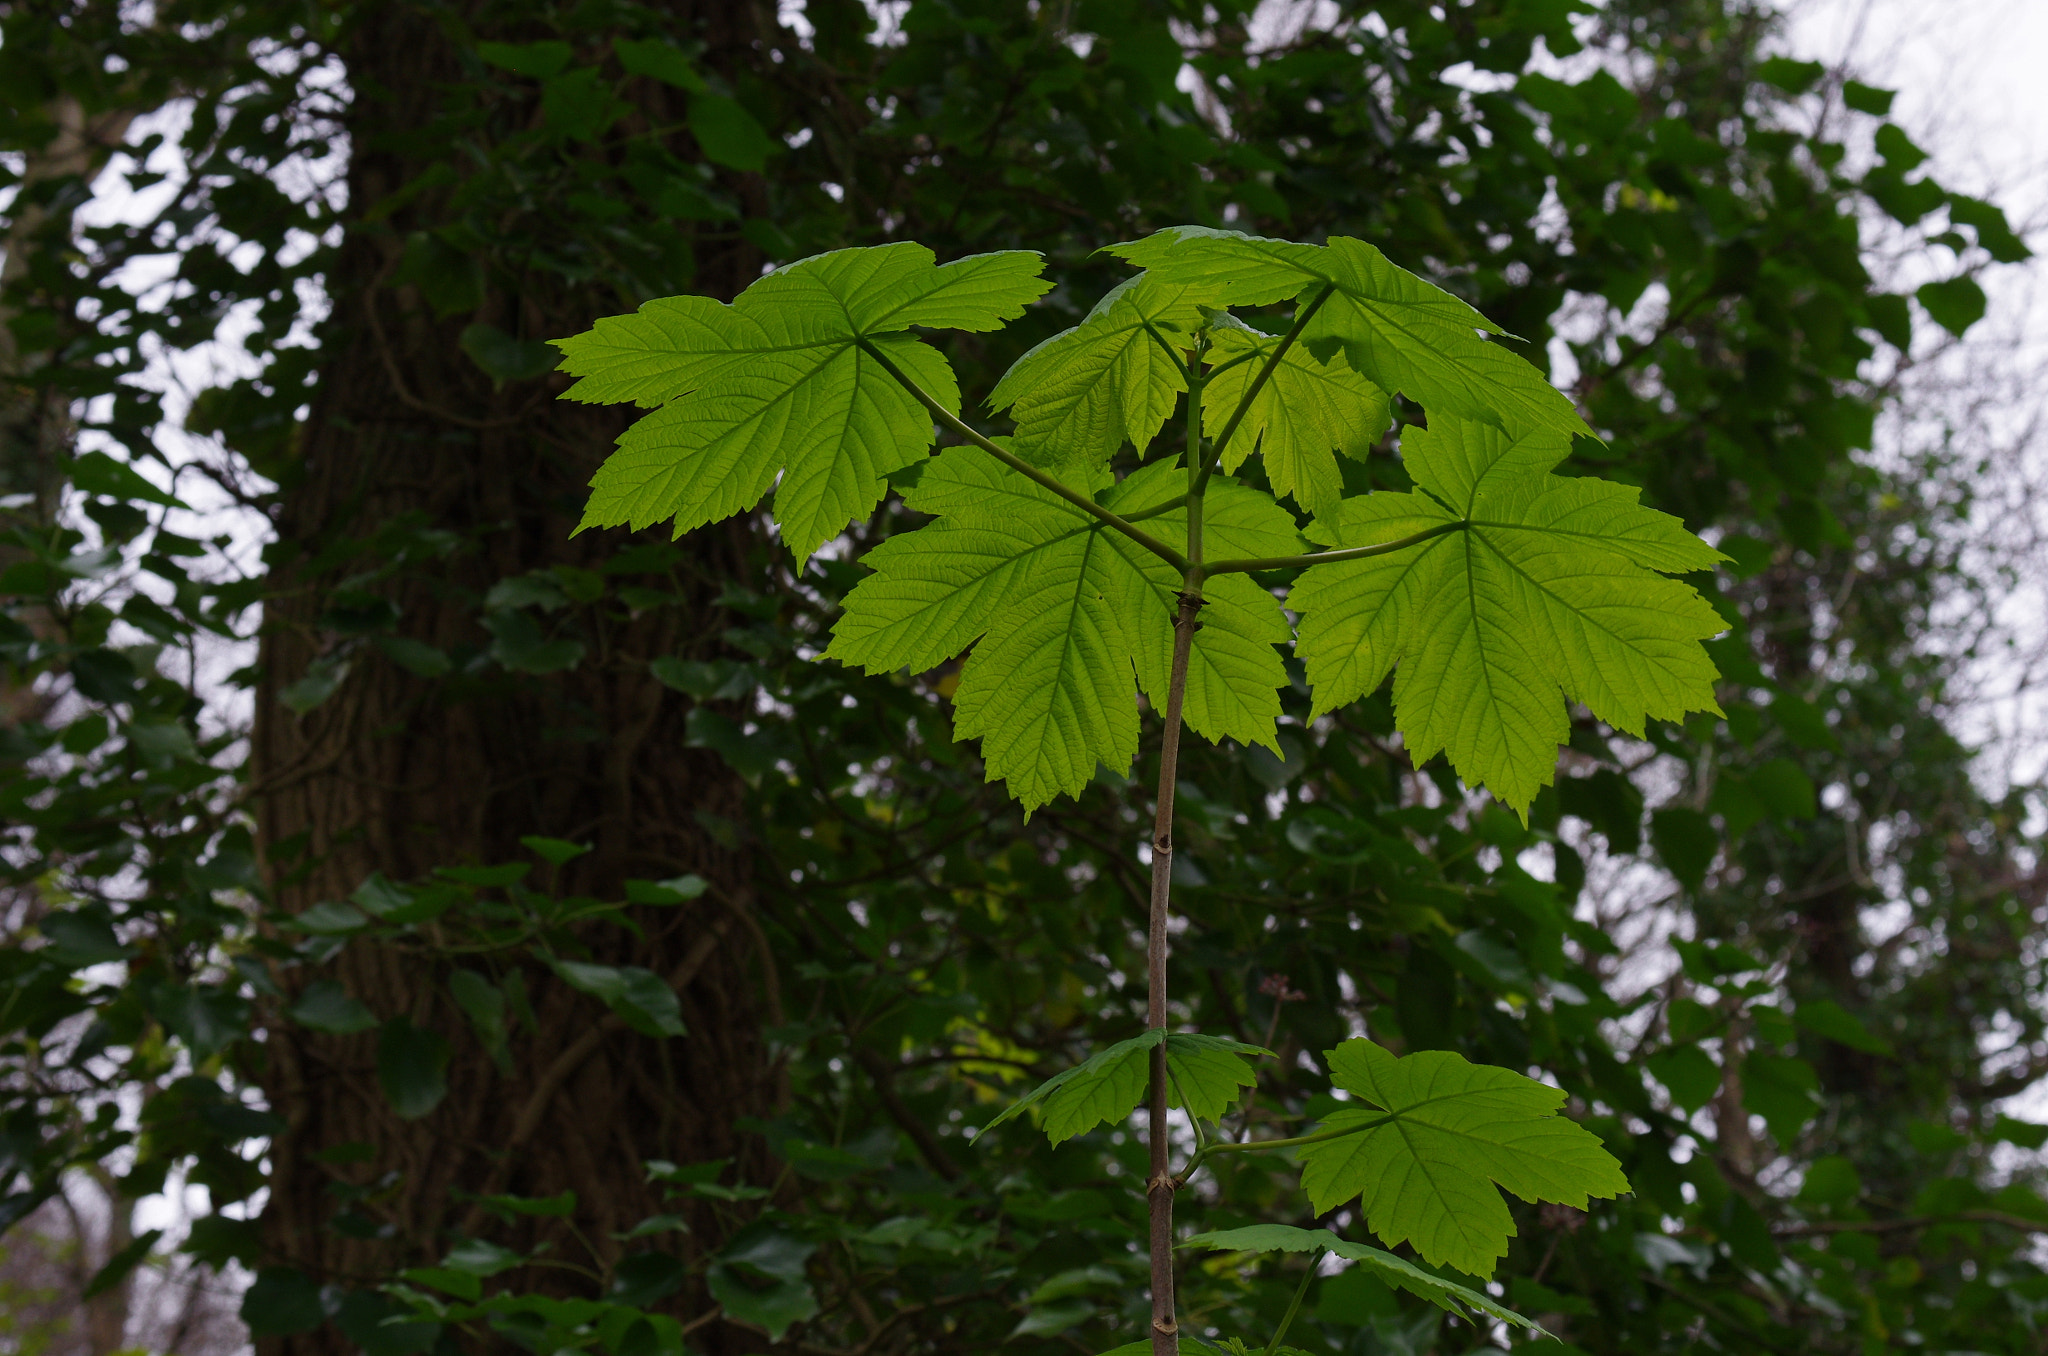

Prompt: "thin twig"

[1775,1209,2048,1237]
[852,1048,962,1181]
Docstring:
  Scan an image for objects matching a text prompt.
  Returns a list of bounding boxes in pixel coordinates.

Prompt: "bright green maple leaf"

[1202,316,1392,516]
[1296,1040,1629,1278]
[989,273,1220,468]
[974,1030,1271,1145]
[1097,459,1299,753]
[827,447,1297,810]
[1105,226,1589,441]
[1181,1224,1545,1333]
[949,516,1140,811]
[1291,413,1727,814]
[1160,1032,1270,1124]
[554,243,1051,562]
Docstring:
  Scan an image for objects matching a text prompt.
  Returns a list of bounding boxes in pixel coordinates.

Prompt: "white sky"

[1789,0,2048,796]
[1789,0,2048,1126]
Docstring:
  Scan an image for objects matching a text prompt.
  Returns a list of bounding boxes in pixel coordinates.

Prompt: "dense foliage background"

[1,1,2043,1354]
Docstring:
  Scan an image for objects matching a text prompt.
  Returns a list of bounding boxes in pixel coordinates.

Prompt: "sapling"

[555,227,1727,1348]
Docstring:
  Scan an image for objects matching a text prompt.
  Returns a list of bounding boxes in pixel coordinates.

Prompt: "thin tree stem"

[1148,586,1198,1356]
[1147,339,1208,1356]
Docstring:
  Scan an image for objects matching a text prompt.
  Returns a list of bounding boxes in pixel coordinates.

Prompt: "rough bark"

[250,6,775,1351]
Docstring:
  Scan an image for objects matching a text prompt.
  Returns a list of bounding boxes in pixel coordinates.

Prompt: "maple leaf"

[973,1030,1272,1145]
[553,243,1050,562]
[1202,315,1392,517]
[1295,1040,1629,1277]
[1291,413,1727,814]
[827,447,1298,810]
[989,273,1221,468]
[1104,226,1589,441]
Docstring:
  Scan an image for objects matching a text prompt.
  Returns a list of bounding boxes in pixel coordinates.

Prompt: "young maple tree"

[554,228,1727,1348]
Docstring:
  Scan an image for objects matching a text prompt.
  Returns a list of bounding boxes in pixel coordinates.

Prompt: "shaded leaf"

[82,1227,163,1300]
[1917,276,1987,336]
[552,960,686,1038]
[376,1016,451,1119]
[291,980,378,1035]
[1182,1224,1544,1332]
[242,1268,329,1336]
[1795,1000,1892,1055]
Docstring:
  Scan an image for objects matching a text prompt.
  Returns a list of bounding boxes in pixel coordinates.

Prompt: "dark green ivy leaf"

[477,39,573,77]
[376,1016,452,1119]
[70,450,189,509]
[1743,1053,1820,1142]
[1795,999,1893,1055]
[333,1291,438,1356]
[483,608,586,673]
[615,38,704,91]
[707,1223,818,1341]
[1797,1155,1862,1205]
[1650,807,1718,889]
[373,635,452,677]
[1645,1045,1720,1112]
[689,94,774,171]
[1755,57,1823,94]
[449,968,512,1075]
[1947,196,2032,263]
[290,979,378,1035]
[1917,276,1988,336]
[1874,123,1929,172]
[460,323,559,383]
[552,960,687,1037]
[610,1251,686,1307]
[1841,80,1894,115]
[241,1267,330,1336]
[39,909,134,966]
[520,835,592,866]
[68,648,139,704]
[83,1227,163,1299]
[279,656,350,714]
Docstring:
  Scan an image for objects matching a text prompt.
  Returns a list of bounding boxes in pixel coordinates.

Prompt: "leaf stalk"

[1205,521,1466,576]
[1178,1111,1399,1186]
[853,336,1192,573]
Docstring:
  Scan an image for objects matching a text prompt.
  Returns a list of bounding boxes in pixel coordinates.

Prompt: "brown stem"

[1145,339,1211,1356]
[1147,581,1201,1356]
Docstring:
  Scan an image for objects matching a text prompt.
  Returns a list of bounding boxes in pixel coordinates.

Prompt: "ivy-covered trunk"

[249,6,774,1351]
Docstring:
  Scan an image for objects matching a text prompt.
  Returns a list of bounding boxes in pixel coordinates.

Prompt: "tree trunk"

[250,6,775,1351]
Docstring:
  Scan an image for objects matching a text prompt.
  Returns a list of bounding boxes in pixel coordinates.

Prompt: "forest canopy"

[0,2,2043,1355]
